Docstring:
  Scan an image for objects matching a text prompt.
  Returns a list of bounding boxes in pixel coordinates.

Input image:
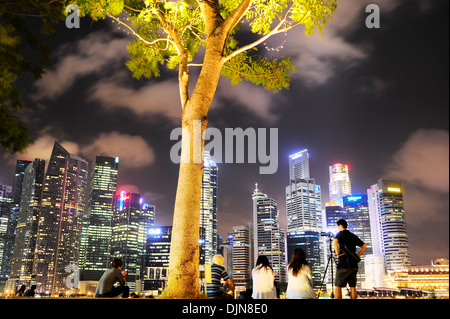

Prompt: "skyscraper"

[231,223,252,287]
[33,142,89,294]
[199,151,218,265]
[289,149,310,180]
[368,179,410,273]
[2,160,32,281]
[285,149,323,288]
[111,191,155,292]
[79,155,119,281]
[324,202,346,234]
[8,159,45,288]
[0,185,12,283]
[342,194,372,286]
[328,163,352,202]
[144,226,172,294]
[252,184,286,283]
[286,150,322,233]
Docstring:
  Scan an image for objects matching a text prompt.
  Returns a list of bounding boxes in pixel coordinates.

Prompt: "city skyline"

[0,138,445,296]
[0,0,448,267]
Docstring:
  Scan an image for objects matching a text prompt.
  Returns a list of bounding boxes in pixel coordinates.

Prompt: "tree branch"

[222,0,252,35]
[222,18,286,63]
[223,63,276,79]
[87,1,177,49]
[222,4,309,63]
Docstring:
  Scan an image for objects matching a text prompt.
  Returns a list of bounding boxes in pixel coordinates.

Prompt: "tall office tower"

[252,184,286,283]
[111,191,155,292]
[286,150,323,287]
[328,163,352,202]
[232,223,253,287]
[286,150,322,233]
[33,142,89,294]
[324,202,346,233]
[199,151,218,265]
[8,159,45,288]
[342,194,373,287]
[79,155,119,281]
[144,226,172,294]
[289,149,310,180]
[368,179,410,272]
[0,185,12,283]
[2,160,32,281]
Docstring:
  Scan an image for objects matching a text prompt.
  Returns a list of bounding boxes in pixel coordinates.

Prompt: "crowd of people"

[14,219,366,300]
[206,218,367,299]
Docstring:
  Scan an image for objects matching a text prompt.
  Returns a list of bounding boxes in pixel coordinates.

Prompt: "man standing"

[333,219,367,299]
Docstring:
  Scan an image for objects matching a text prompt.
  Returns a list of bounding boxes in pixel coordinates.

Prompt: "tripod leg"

[318,257,333,298]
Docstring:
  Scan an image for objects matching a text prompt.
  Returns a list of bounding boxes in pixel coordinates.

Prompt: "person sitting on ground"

[23,285,36,297]
[95,258,130,298]
[252,256,277,299]
[15,284,26,296]
[286,248,315,299]
[206,254,234,299]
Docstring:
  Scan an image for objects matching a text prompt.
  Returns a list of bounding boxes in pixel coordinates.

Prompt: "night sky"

[1,0,448,265]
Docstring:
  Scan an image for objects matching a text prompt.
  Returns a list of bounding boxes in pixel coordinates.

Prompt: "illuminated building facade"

[328,163,352,202]
[111,191,155,291]
[144,226,172,293]
[324,203,346,234]
[252,184,286,282]
[2,160,32,282]
[387,259,449,298]
[286,150,323,284]
[199,151,218,265]
[342,194,372,286]
[232,223,252,287]
[368,179,410,272]
[0,185,12,284]
[79,155,119,281]
[33,142,89,294]
[286,150,322,233]
[8,159,45,288]
[288,149,310,180]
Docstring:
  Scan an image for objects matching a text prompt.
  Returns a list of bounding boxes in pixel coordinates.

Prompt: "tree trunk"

[164,34,225,298]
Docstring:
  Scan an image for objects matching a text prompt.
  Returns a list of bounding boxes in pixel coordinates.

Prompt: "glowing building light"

[148,228,161,235]
[347,195,363,201]
[387,187,401,193]
[289,149,308,160]
[119,191,129,211]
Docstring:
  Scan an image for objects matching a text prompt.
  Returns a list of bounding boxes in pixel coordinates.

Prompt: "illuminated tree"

[75,0,337,298]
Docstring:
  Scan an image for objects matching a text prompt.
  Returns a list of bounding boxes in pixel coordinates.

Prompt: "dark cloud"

[384,129,449,264]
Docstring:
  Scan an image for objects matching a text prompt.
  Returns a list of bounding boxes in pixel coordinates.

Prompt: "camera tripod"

[318,234,338,299]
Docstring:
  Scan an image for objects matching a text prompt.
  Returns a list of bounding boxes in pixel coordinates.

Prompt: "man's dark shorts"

[335,268,358,288]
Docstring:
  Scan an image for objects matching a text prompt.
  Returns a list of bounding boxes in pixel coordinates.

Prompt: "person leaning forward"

[95,258,130,298]
[333,219,367,299]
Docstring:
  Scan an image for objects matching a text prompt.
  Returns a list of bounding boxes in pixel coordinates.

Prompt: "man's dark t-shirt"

[335,230,364,269]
